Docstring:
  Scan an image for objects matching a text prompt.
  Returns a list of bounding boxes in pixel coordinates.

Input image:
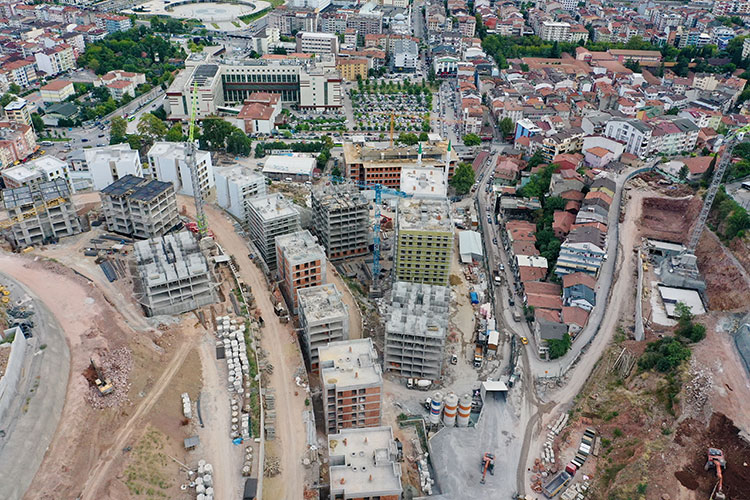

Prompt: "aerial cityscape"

[1,0,750,499]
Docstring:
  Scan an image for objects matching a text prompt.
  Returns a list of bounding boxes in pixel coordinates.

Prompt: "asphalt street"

[0,271,70,500]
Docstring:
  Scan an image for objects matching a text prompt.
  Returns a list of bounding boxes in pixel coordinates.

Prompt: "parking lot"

[350,91,431,132]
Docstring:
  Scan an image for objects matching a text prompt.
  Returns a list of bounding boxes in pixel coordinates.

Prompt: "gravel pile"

[86,347,133,410]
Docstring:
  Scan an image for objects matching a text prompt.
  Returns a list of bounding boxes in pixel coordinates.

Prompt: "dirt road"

[201,204,307,500]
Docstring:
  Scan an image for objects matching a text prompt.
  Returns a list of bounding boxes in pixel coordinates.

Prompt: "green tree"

[463,133,481,146]
[165,123,185,142]
[678,165,689,181]
[518,164,556,199]
[419,132,429,141]
[547,334,571,359]
[110,116,128,144]
[527,150,546,169]
[226,129,252,156]
[449,162,475,195]
[0,93,15,108]
[397,132,419,145]
[200,118,237,151]
[137,112,168,143]
[31,112,45,133]
[624,59,641,72]
[499,117,515,137]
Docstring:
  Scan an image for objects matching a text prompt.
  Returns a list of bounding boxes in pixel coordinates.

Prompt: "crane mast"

[187,81,207,238]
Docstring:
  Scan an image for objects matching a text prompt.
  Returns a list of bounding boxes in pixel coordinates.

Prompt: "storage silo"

[429,392,443,425]
[443,393,458,426]
[456,393,472,427]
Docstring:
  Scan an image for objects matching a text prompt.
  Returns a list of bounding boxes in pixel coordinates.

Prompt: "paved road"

[0,271,70,500]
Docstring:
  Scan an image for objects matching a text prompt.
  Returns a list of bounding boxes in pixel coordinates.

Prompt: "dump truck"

[543,471,571,498]
[473,345,484,367]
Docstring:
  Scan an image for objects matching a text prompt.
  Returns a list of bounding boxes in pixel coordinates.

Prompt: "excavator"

[480,453,495,485]
[705,448,727,500]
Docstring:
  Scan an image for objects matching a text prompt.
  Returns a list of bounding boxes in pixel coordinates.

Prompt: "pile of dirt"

[695,231,750,310]
[639,196,700,243]
[85,347,133,409]
[674,413,750,500]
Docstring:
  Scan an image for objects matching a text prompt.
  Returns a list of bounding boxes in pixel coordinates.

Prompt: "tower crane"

[186,81,208,238]
[329,176,411,282]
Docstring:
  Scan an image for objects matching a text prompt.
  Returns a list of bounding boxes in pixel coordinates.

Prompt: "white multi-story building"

[539,21,571,42]
[604,118,698,159]
[560,0,577,10]
[2,59,37,88]
[295,32,339,54]
[1,155,73,191]
[604,119,652,159]
[392,38,418,72]
[83,144,143,191]
[4,97,31,127]
[146,142,215,198]
[744,37,750,59]
[290,0,330,10]
[214,166,267,223]
[34,44,75,76]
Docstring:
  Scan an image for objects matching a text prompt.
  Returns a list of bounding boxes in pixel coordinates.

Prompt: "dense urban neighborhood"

[1,0,750,499]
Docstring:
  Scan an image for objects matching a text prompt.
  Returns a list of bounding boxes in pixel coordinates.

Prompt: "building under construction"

[394,198,453,286]
[319,338,383,434]
[247,193,300,271]
[311,181,370,260]
[1,178,81,248]
[276,229,327,313]
[100,175,179,239]
[297,283,349,371]
[133,230,216,316]
[384,281,450,380]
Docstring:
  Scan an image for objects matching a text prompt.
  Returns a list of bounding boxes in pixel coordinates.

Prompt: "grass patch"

[211,22,219,29]
[602,463,626,484]
[123,427,172,498]
[449,274,462,286]
[343,277,365,297]
[232,21,240,27]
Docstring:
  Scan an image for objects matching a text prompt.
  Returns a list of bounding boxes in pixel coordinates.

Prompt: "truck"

[542,471,571,498]
[473,345,484,367]
[512,310,522,322]
[407,378,432,390]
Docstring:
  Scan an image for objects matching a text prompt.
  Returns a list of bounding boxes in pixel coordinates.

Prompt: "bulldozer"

[90,358,113,396]
[480,453,495,485]
[705,448,726,500]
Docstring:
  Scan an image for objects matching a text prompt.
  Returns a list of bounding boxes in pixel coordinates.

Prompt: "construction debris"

[85,347,133,409]
[264,455,280,477]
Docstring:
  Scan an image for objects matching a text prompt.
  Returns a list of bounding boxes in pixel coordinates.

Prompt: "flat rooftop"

[2,178,71,210]
[4,98,27,111]
[214,165,265,185]
[397,198,452,232]
[101,175,172,202]
[400,167,447,198]
[313,181,368,211]
[2,155,68,183]
[248,193,298,221]
[262,155,316,176]
[319,338,382,389]
[134,231,210,287]
[298,283,348,323]
[646,238,686,253]
[328,426,402,498]
[85,143,140,164]
[658,285,706,318]
[275,230,325,263]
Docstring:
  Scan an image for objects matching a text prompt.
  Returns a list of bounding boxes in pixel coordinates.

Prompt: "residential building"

[296,32,339,54]
[562,271,596,310]
[540,21,571,42]
[336,58,369,81]
[97,14,132,33]
[146,142,215,198]
[392,38,418,72]
[247,193,300,270]
[0,122,37,168]
[395,198,453,286]
[328,426,403,500]
[311,181,370,260]
[2,59,38,88]
[4,97,31,127]
[133,231,216,316]
[83,143,143,191]
[34,44,75,76]
[40,79,74,103]
[298,283,349,371]
[556,227,607,277]
[319,338,382,434]
[384,281,450,380]
[100,175,179,239]
[400,167,448,198]
[1,178,81,248]
[1,155,72,191]
[276,230,327,313]
[214,166,267,223]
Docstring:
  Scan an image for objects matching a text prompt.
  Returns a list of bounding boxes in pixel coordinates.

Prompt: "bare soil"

[639,196,700,243]
[696,231,750,310]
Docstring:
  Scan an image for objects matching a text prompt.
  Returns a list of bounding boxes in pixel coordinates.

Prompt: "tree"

[8,83,21,95]
[331,165,342,177]
[31,112,45,133]
[674,302,707,342]
[200,118,237,151]
[226,129,252,156]
[518,164,556,198]
[499,117,515,137]
[449,162,475,195]
[547,333,571,359]
[110,116,128,144]
[397,132,419,146]
[137,112,168,143]
[624,59,641,72]
[678,165,689,181]
[527,150,546,169]
[550,41,561,59]
[463,133,481,146]
[419,132,429,142]
[0,93,15,108]
[165,123,185,142]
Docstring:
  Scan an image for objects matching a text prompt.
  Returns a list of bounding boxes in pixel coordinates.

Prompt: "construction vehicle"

[90,358,113,396]
[705,448,727,500]
[480,453,495,484]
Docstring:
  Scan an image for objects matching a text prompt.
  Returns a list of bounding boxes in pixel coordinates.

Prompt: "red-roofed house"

[553,210,575,239]
[562,271,596,310]
[552,153,583,171]
[235,92,282,134]
[583,146,615,168]
[562,306,589,336]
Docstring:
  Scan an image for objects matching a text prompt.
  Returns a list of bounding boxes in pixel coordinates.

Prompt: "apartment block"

[0,122,37,168]
[296,31,339,54]
[40,79,75,103]
[133,231,216,317]
[298,283,349,371]
[247,193,300,271]
[276,230,327,313]
[214,166,267,223]
[311,181,369,260]
[34,44,76,76]
[328,426,403,500]
[1,155,72,191]
[4,97,31,126]
[384,281,450,380]
[319,338,383,434]
[539,21,571,42]
[146,142,215,198]
[1,178,81,248]
[84,143,143,191]
[394,198,453,286]
[100,175,179,239]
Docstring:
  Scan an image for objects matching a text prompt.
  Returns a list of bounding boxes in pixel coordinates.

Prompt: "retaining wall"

[0,327,28,422]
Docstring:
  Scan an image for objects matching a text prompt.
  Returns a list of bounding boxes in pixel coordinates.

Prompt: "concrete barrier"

[0,327,28,422]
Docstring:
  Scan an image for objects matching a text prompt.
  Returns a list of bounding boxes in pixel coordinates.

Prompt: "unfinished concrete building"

[319,338,383,434]
[328,426,403,500]
[311,181,370,260]
[133,230,216,316]
[298,283,349,371]
[394,198,453,286]
[1,178,81,248]
[384,281,450,380]
[100,175,179,239]
[247,193,300,271]
[276,230,327,313]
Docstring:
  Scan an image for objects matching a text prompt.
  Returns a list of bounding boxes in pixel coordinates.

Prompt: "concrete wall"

[0,327,28,422]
